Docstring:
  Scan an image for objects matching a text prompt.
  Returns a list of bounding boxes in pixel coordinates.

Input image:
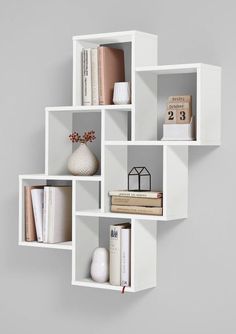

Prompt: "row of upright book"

[24,186,72,243]
[82,46,125,106]
[109,190,163,215]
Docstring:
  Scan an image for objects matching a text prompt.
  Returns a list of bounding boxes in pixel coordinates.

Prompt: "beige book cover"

[91,48,99,105]
[98,46,125,105]
[111,205,163,216]
[112,196,162,207]
[25,186,38,241]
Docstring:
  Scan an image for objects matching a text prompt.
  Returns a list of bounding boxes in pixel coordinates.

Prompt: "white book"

[42,187,50,243]
[109,223,130,286]
[109,190,163,199]
[109,225,122,286]
[31,188,44,242]
[91,48,99,105]
[47,187,72,244]
[82,48,92,106]
[121,228,131,287]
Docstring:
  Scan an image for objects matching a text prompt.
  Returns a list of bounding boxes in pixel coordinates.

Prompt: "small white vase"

[67,142,99,176]
[90,248,109,283]
[113,82,131,105]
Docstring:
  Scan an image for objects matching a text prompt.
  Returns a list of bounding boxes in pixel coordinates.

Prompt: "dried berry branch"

[69,130,96,143]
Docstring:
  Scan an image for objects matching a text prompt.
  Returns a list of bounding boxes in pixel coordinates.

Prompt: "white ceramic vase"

[90,248,109,283]
[67,142,99,176]
[113,82,131,105]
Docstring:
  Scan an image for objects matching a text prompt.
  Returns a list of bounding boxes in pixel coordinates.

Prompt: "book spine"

[31,189,44,242]
[111,196,162,207]
[25,187,37,241]
[48,187,55,244]
[82,48,92,106]
[91,48,99,105]
[168,95,192,103]
[109,225,121,286]
[98,47,105,105]
[43,187,49,243]
[121,228,131,287]
[109,191,162,199]
[111,205,163,216]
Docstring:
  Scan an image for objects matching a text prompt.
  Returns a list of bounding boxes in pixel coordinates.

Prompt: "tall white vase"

[67,142,99,176]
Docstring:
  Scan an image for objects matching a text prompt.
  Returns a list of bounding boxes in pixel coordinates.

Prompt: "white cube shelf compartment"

[136,63,221,145]
[73,31,158,141]
[19,31,221,293]
[45,106,102,175]
[19,175,73,251]
[103,144,188,220]
[72,215,157,292]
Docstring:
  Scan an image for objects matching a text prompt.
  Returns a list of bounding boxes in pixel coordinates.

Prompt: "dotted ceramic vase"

[67,142,99,176]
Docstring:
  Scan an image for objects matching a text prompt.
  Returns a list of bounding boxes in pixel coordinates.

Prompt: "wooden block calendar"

[165,96,192,124]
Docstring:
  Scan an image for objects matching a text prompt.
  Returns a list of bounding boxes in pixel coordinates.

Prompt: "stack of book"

[24,186,72,243]
[82,46,125,106]
[109,223,131,287]
[109,190,163,215]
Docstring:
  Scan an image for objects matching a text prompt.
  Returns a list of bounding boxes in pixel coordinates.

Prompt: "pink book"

[98,47,125,105]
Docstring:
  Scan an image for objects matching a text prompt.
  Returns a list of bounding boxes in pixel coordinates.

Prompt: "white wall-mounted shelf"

[19,30,221,293]
[19,241,72,250]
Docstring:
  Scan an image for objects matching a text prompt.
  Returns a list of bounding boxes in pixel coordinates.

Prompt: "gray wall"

[0,0,234,333]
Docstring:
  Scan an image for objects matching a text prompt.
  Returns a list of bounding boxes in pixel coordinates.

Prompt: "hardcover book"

[82,48,92,105]
[91,48,99,105]
[109,223,129,286]
[121,227,131,287]
[111,205,163,216]
[109,190,163,199]
[111,196,162,207]
[46,186,72,244]
[25,186,38,241]
[98,46,125,105]
[31,188,44,242]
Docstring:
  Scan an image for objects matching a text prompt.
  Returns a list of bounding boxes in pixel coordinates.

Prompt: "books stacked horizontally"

[109,223,131,287]
[25,186,72,243]
[109,190,163,216]
[82,46,125,106]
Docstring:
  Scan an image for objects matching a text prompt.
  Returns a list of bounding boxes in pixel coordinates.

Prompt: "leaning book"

[25,186,37,241]
[31,188,44,242]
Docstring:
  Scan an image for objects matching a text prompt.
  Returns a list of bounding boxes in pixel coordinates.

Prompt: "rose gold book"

[98,46,125,105]
[25,186,37,241]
